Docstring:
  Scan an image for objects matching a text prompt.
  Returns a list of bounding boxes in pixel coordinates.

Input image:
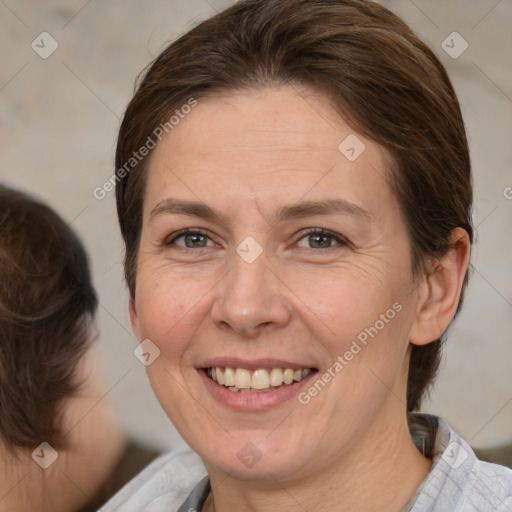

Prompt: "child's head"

[0,184,98,452]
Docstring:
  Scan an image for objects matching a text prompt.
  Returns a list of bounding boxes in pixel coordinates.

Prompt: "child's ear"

[129,297,141,341]
[410,227,471,346]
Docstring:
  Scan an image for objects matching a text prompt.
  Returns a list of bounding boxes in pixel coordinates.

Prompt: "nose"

[210,250,292,339]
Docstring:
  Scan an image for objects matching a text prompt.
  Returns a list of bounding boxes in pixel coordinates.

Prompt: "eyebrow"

[149,198,372,224]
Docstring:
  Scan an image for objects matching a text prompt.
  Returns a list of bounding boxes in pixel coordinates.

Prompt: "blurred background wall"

[1,0,511,452]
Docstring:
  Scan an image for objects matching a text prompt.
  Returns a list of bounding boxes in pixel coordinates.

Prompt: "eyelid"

[165,228,214,247]
[296,228,350,248]
[164,227,350,250]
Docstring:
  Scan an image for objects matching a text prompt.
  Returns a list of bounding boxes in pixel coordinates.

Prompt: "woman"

[103,0,512,510]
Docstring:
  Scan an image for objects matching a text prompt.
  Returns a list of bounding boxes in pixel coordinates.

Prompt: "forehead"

[144,86,396,221]
[153,86,358,162]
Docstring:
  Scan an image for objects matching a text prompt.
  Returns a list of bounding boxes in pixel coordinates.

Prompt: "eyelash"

[165,228,349,250]
[298,228,349,249]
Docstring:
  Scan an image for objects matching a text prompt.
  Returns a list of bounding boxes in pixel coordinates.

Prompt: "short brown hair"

[0,185,98,450]
[115,0,473,412]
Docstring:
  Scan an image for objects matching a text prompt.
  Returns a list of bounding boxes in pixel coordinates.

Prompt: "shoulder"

[99,445,207,512]
[438,417,512,511]
[409,414,512,511]
[466,458,512,511]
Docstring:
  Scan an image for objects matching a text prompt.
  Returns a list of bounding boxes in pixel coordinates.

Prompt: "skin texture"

[130,85,470,511]
[0,345,124,512]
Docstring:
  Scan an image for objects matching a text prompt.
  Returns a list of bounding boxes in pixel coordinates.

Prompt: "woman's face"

[130,86,425,482]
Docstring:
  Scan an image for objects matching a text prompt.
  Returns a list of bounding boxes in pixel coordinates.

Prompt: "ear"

[410,227,471,346]
[129,297,141,341]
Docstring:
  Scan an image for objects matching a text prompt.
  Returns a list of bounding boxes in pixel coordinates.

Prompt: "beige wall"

[1,0,511,450]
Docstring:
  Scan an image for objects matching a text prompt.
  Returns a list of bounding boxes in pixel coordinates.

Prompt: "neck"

[0,397,123,512]
[0,346,124,511]
[205,410,431,512]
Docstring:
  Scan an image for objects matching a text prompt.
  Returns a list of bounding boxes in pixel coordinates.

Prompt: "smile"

[206,367,315,392]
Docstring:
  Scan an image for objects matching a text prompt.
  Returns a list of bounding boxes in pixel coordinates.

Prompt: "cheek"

[286,265,399,337]
[134,272,207,358]
[293,267,412,388]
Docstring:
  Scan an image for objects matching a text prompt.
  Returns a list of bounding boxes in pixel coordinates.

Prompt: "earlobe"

[410,227,471,346]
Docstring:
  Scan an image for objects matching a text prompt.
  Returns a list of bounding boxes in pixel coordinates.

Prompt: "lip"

[197,360,318,412]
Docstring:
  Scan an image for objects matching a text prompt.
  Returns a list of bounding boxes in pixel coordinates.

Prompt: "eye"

[166,229,215,249]
[296,229,348,249]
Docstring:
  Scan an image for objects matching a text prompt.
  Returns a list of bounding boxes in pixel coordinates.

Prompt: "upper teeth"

[207,367,312,391]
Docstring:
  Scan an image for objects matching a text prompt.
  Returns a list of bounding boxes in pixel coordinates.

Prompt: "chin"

[200,435,316,484]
